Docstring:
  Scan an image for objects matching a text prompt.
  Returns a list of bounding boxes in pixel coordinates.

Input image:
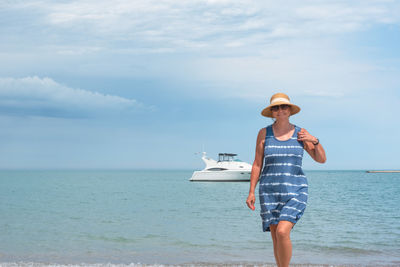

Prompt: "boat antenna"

[194,144,206,157]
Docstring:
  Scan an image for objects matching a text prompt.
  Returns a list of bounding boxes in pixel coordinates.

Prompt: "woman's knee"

[276,222,293,240]
[276,228,290,239]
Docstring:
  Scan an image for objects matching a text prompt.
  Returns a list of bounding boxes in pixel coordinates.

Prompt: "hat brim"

[261,102,301,118]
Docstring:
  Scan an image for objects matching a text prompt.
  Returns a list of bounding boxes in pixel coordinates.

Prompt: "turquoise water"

[0,170,399,266]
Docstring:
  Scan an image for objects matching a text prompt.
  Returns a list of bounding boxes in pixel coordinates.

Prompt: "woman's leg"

[276,220,294,267]
[269,224,280,267]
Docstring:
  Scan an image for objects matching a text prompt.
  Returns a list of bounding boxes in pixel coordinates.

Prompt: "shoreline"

[1,262,399,267]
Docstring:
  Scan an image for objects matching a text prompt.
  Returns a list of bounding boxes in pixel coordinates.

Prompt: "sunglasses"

[271,104,290,112]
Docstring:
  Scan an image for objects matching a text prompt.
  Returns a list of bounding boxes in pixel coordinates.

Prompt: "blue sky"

[0,0,399,170]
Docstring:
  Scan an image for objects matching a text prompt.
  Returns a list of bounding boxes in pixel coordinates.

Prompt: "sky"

[0,0,399,170]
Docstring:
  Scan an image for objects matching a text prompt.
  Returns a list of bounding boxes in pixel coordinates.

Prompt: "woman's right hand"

[246,193,256,210]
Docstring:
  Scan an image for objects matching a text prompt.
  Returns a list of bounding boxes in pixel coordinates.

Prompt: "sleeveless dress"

[259,124,308,232]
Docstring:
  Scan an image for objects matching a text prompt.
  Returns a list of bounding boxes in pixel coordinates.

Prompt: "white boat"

[190,152,252,182]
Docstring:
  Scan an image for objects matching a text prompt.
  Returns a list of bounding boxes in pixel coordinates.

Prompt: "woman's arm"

[246,128,266,210]
[298,128,327,163]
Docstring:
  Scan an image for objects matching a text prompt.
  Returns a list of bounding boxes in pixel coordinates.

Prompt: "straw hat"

[261,93,301,118]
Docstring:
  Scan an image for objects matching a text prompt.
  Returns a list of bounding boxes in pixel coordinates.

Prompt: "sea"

[0,170,399,267]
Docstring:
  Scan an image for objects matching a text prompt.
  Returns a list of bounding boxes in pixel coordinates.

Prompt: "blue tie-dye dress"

[259,124,308,232]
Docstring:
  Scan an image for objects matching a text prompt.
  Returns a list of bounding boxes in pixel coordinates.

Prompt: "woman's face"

[271,104,291,119]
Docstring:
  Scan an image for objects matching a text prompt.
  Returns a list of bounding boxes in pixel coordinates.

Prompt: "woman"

[246,93,326,267]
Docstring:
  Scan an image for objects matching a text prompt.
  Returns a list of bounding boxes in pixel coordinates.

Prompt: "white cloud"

[5,0,400,53]
[0,76,150,118]
[2,0,400,103]
[55,46,103,55]
[182,38,400,101]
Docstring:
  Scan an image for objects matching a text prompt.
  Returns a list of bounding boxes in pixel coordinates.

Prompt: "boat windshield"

[218,153,238,162]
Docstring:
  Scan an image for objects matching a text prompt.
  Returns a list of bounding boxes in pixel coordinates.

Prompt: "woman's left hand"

[298,128,327,163]
[297,128,317,143]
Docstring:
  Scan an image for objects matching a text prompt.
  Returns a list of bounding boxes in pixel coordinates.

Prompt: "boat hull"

[190,170,251,182]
